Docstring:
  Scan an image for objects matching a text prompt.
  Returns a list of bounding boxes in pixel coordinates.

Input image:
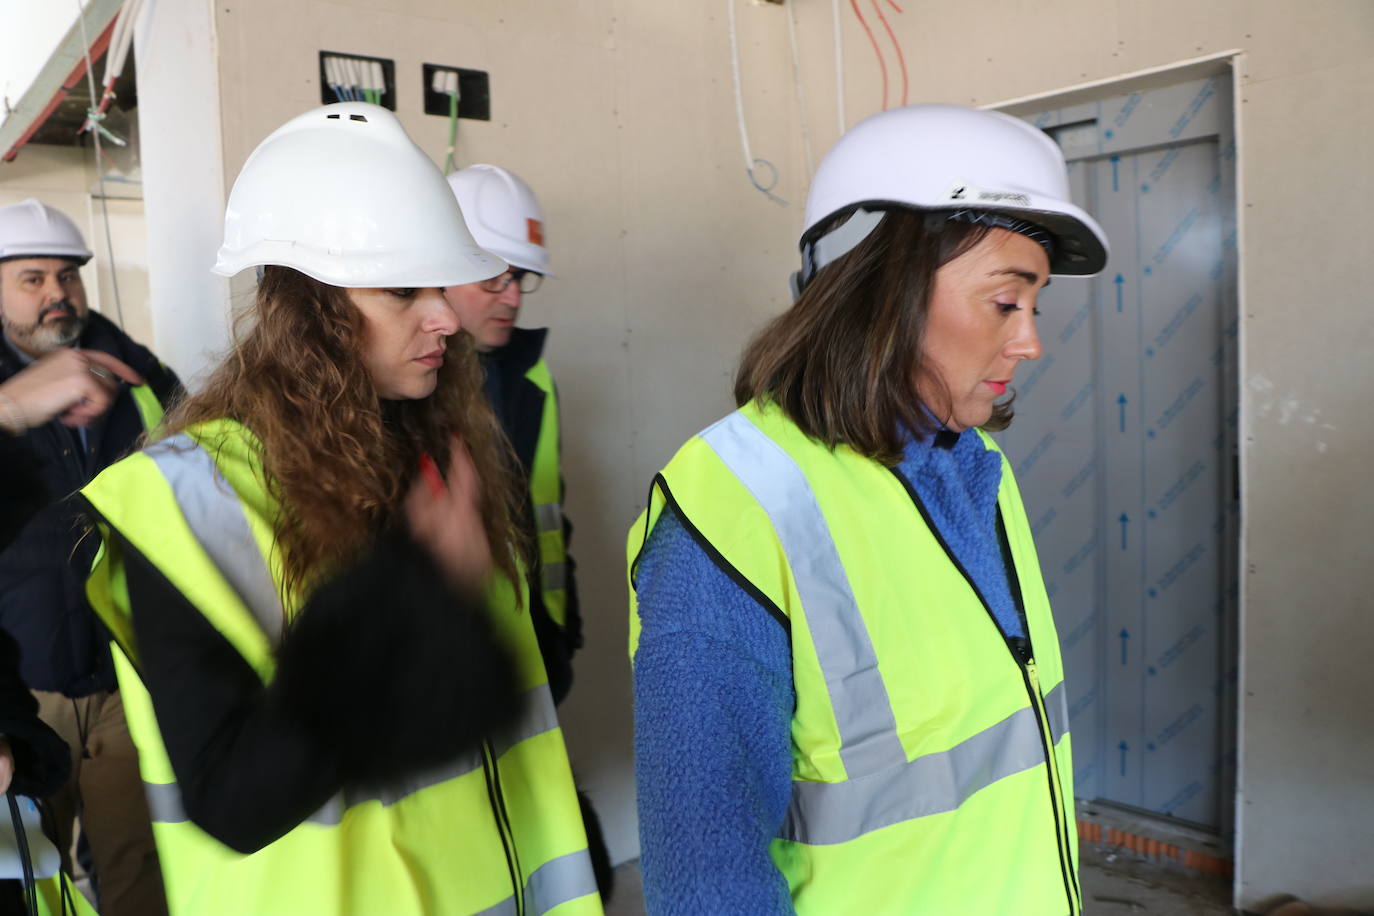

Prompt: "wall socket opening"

[319,51,396,110]
[422,64,491,121]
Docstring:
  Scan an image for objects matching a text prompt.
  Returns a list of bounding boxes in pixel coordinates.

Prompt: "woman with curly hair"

[78,103,602,916]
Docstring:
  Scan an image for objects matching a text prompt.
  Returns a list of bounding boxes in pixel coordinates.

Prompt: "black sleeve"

[0,628,70,798]
[0,435,48,551]
[128,530,523,854]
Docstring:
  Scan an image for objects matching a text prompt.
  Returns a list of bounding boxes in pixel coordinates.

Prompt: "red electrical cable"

[870,0,909,107]
[850,0,888,110]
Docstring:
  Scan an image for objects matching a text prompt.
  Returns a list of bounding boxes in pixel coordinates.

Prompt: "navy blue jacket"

[479,327,582,705]
[0,312,181,696]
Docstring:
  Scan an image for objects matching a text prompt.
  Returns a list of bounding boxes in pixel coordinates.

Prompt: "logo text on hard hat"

[527,219,544,247]
[977,190,1030,206]
[944,182,1030,208]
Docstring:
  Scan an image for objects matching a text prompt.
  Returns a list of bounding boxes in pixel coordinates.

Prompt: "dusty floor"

[605,845,1235,915]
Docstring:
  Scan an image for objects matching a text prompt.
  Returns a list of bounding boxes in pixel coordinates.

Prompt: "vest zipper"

[481,740,524,915]
[890,470,1082,915]
[1025,657,1082,914]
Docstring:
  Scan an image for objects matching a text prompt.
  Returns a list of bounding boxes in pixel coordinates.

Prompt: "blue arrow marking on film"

[1120,628,1130,665]
[1114,273,1124,312]
[1119,513,1130,550]
[1110,155,1120,191]
[1117,394,1128,432]
[1119,741,1129,776]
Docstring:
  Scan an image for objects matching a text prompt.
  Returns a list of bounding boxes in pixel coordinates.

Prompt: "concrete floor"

[605,846,1235,915]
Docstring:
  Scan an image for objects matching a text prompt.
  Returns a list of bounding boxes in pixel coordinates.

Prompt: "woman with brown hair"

[629,105,1109,914]
[78,103,602,916]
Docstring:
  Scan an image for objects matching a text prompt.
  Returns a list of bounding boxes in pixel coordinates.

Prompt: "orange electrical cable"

[870,0,908,107]
[850,0,888,110]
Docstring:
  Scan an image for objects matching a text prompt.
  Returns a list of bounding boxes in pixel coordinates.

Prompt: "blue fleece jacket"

[632,426,1021,914]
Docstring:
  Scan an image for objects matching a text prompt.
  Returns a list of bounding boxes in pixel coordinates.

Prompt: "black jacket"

[480,327,582,704]
[91,521,522,853]
[0,436,71,798]
[0,312,182,696]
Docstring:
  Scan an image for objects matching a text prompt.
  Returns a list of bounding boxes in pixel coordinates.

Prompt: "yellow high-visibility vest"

[84,419,602,916]
[629,401,1081,915]
[524,359,569,632]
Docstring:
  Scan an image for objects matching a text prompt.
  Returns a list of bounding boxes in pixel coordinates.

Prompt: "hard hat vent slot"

[326,114,340,119]
[350,114,368,122]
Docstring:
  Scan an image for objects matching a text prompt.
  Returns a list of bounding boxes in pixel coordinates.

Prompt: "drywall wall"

[121,0,1372,906]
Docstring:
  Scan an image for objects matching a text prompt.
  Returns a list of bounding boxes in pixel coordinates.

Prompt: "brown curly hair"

[158,266,525,607]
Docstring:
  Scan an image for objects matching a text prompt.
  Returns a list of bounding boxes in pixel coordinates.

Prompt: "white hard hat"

[213,102,506,287]
[0,199,93,264]
[797,104,1108,291]
[446,164,550,275]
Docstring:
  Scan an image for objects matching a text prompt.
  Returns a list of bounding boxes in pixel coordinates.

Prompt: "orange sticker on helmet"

[527,218,544,247]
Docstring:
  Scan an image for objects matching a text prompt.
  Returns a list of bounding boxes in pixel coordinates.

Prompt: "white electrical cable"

[72,0,126,329]
[369,61,384,100]
[104,0,143,93]
[726,0,786,206]
[324,57,341,100]
[786,0,815,179]
[102,0,131,90]
[832,0,846,134]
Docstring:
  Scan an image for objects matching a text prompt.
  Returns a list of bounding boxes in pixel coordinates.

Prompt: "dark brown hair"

[734,209,1014,465]
[158,266,525,606]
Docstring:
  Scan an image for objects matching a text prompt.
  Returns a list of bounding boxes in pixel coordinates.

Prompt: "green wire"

[443,92,459,174]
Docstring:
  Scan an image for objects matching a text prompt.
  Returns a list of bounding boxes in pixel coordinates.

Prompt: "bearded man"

[0,198,179,916]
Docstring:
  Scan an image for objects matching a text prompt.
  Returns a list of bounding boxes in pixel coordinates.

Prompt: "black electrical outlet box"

[319,51,396,110]
[422,64,491,121]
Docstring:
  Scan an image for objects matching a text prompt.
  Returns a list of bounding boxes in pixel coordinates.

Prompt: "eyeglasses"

[478,269,543,295]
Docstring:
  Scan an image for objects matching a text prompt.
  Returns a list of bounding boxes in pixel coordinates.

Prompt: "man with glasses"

[444,164,580,704]
[445,165,612,900]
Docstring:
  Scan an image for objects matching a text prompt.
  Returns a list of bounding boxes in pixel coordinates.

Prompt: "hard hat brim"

[803,199,1109,278]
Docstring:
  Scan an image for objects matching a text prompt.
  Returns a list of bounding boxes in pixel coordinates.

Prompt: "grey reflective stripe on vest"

[698,411,907,776]
[534,502,562,534]
[780,683,1072,846]
[493,681,559,758]
[1045,679,1068,744]
[142,781,189,824]
[473,897,519,916]
[143,435,283,645]
[541,561,567,592]
[525,848,599,915]
[144,684,562,826]
[469,849,599,916]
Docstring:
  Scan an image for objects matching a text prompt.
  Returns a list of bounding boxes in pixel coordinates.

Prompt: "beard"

[1,300,88,355]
